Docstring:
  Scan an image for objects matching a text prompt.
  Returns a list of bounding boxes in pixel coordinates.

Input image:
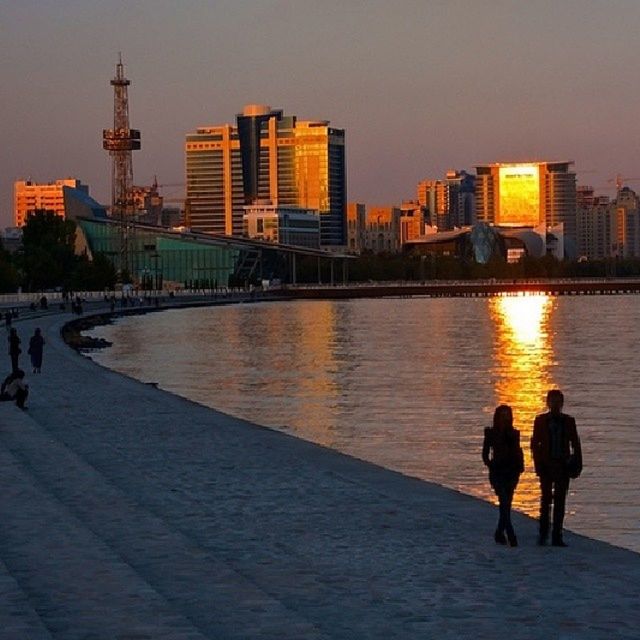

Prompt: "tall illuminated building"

[474,161,577,240]
[186,105,346,246]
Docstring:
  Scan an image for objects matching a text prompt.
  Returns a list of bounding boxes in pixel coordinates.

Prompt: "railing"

[289,277,640,289]
[0,286,270,309]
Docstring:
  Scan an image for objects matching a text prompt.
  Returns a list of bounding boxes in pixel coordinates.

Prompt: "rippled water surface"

[87,296,640,552]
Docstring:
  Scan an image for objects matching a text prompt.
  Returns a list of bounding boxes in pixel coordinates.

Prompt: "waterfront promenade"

[1,302,640,639]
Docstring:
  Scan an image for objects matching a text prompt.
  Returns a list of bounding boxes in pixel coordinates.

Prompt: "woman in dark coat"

[28,328,45,373]
[8,327,21,373]
[482,405,524,546]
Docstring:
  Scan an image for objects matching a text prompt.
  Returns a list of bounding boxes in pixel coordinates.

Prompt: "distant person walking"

[531,390,583,547]
[482,405,524,547]
[28,328,45,374]
[8,327,21,373]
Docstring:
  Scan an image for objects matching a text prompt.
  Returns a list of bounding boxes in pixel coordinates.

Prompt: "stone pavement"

[1,306,639,639]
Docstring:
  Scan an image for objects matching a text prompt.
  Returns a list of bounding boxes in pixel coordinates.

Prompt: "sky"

[2,0,640,228]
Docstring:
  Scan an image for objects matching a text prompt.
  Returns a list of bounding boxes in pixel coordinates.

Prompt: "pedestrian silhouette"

[28,328,45,373]
[531,389,583,547]
[8,328,21,373]
[1,369,29,409]
[482,405,524,547]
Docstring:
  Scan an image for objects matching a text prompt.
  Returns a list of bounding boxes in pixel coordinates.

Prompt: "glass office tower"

[474,161,577,240]
[186,105,346,246]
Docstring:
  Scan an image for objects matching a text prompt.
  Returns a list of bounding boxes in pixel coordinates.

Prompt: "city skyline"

[3,1,640,228]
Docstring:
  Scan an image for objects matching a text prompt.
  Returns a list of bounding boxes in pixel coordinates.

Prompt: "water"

[86,295,640,552]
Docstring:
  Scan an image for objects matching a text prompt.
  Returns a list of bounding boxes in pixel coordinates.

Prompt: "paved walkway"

[1,306,639,639]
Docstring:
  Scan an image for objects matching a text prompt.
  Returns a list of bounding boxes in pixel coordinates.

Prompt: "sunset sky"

[2,0,640,227]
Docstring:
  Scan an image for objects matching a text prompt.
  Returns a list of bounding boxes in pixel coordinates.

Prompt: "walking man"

[8,327,21,373]
[531,389,583,547]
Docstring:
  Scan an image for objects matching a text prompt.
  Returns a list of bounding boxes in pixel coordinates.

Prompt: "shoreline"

[73,301,637,556]
[0,303,639,637]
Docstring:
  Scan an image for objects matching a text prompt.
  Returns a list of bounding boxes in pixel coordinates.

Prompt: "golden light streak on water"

[487,293,554,515]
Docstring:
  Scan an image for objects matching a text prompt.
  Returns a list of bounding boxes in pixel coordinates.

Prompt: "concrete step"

[0,404,330,640]
[0,410,211,640]
[0,555,53,640]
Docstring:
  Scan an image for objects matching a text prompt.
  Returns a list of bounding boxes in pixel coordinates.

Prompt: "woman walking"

[482,405,524,546]
[28,328,45,373]
[8,327,21,373]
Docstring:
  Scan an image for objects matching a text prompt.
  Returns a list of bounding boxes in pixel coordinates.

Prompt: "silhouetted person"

[0,370,17,400]
[483,405,524,547]
[39,295,48,310]
[28,328,45,374]
[8,328,21,373]
[3,369,29,409]
[531,390,583,547]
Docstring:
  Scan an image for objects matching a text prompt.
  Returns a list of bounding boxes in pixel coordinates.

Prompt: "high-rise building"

[576,186,612,260]
[186,104,346,246]
[416,170,475,230]
[14,178,89,227]
[417,178,447,229]
[474,161,577,240]
[612,186,640,258]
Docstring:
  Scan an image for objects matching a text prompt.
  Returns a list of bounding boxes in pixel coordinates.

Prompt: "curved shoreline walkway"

[1,303,639,639]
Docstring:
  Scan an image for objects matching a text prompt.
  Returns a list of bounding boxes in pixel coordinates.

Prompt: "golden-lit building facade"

[347,202,366,253]
[475,161,577,240]
[185,124,243,236]
[417,170,475,230]
[612,186,640,258]
[417,178,447,228]
[14,178,88,227]
[400,200,426,244]
[362,206,402,254]
[186,105,346,246]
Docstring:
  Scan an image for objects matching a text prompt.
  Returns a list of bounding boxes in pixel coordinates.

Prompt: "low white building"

[243,202,320,248]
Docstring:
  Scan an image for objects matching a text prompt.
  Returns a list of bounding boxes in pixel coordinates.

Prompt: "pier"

[284,277,640,299]
[1,301,639,639]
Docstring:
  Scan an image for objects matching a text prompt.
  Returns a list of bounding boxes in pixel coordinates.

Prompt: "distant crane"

[103,54,141,278]
[150,176,185,198]
[607,174,640,191]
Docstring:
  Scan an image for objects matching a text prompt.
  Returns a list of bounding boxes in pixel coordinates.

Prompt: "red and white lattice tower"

[102,54,141,277]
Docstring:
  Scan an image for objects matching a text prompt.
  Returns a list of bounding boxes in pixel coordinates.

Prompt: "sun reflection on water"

[487,293,555,515]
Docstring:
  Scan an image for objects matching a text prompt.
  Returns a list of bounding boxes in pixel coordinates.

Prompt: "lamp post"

[150,252,162,292]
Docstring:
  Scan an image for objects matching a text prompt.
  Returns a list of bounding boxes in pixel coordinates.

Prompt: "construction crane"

[607,174,640,190]
[103,54,140,279]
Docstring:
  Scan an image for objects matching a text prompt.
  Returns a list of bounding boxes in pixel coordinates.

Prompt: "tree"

[0,238,19,293]
[19,210,77,290]
[17,210,116,291]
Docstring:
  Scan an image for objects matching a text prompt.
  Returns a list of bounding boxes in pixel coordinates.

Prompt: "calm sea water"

[86,295,640,552]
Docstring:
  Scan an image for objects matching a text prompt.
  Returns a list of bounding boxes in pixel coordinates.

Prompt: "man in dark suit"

[531,389,582,547]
